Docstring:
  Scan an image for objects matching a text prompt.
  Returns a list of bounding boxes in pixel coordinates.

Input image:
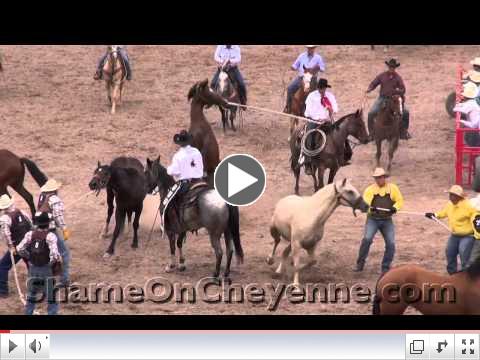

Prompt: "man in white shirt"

[455,81,480,147]
[285,45,326,112]
[211,45,247,105]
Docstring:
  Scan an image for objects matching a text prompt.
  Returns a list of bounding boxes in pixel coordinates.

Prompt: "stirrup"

[298,154,305,166]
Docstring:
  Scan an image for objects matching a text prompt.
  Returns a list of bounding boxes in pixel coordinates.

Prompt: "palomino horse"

[145,157,243,280]
[373,260,480,314]
[0,149,48,217]
[88,157,146,258]
[268,178,368,285]
[287,66,315,136]
[372,95,403,173]
[214,66,241,133]
[290,110,369,194]
[188,79,235,187]
[102,45,126,115]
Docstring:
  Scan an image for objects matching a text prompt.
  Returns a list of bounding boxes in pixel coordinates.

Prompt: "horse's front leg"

[274,243,291,278]
[316,164,326,190]
[230,109,237,132]
[387,138,399,174]
[104,208,126,258]
[102,186,115,238]
[375,140,382,168]
[111,84,118,115]
[177,232,187,271]
[131,203,143,249]
[165,231,177,273]
[327,166,339,184]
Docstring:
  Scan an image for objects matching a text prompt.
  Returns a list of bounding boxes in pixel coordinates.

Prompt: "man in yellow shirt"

[354,168,404,273]
[425,185,475,274]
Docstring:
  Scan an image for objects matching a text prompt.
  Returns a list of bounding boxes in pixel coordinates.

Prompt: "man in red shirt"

[366,59,411,141]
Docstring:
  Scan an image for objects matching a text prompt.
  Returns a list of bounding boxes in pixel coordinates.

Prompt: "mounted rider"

[161,130,205,231]
[0,195,32,298]
[366,58,411,141]
[211,45,247,106]
[94,45,132,81]
[285,45,325,113]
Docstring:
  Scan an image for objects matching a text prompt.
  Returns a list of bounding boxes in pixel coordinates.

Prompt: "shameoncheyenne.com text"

[30,277,458,311]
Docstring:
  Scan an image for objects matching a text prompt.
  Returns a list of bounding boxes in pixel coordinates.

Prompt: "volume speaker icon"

[29,339,42,354]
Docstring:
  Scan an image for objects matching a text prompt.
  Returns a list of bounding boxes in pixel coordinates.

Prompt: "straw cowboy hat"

[467,70,480,84]
[446,185,466,198]
[40,179,62,193]
[0,195,14,210]
[372,168,388,178]
[462,81,479,99]
[305,45,317,48]
[470,57,480,67]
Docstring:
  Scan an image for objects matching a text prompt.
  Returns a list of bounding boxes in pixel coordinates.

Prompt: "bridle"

[333,182,364,211]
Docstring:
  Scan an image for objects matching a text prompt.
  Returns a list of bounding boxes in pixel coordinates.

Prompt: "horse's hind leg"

[12,181,35,218]
[387,138,399,174]
[209,232,223,278]
[267,225,282,265]
[293,165,301,195]
[165,231,177,273]
[223,229,234,280]
[177,232,187,272]
[131,203,143,249]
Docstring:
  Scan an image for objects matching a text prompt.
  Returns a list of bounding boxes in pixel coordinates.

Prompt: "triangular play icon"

[227,163,258,198]
[9,340,17,353]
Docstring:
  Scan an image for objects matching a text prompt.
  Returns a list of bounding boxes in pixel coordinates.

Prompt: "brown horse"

[188,79,234,187]
[287,67,315,137]
[373,260,480,315]
[0,149,48,217]
[103,45,126,115]
[372,95,402,173]
[290,110,369,194]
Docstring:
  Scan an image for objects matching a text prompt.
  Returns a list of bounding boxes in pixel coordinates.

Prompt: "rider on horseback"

[285,45,325,113]
[162,130,205,230]
[94,45,132,81]
[211,45,247,106]
[366,58,410,141]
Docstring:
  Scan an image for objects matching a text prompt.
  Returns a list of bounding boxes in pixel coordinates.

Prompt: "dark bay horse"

[372,95,403,173]
[89,157,146,258]
[213,67,241,133]
[0,149,48,217]
[290,110,369,194]
[188,79,234,187]
[287,67,315,137]
[145,157,243,280]
[373,259,480,315]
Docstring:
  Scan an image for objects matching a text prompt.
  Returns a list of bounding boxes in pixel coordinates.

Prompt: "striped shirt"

[16,230,60,264]
[40,193,66,230]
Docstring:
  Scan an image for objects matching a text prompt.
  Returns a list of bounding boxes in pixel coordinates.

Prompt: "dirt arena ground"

[0,45,477,315]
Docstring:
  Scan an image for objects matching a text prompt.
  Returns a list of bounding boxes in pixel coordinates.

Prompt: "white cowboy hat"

[467,70,480,83]
[470,57,480,66]
[462,81,479,99]
[372,168,387,178]
[305,45,317,48]
[446,185,466,198]
[0,195,14,210]
[40,179,62,193]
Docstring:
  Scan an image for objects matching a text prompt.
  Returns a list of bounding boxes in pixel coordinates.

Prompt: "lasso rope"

[300,128,327,157]
[10,250,26,306]
[375,207,451,232]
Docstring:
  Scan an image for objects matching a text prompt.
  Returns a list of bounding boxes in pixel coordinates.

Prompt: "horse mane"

[187,83,198,101]
[333,110,360,130]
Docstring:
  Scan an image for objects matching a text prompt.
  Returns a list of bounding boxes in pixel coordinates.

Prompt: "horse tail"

[372,271,387,315]
[20,158,48,187]
[227,204,244,264]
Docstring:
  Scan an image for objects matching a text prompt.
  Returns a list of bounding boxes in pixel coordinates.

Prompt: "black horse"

[145,156,243,280]
[89,157,147,257]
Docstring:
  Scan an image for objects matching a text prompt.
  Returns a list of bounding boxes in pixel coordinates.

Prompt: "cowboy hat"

[40,179,62,193]
[173,130,193,146]
[0,195,14,210]
[385,58,400,68]
[446,185,466,198]
[372,167,387,178]
[470,57,480,67]
[317,78,331,89]
[467,70,480,84]
[34,211,51,228]
[462,81,479,99]
[305,45,317,48]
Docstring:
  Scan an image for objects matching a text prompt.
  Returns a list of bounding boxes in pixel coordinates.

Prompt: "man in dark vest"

[0,195,32,297]
[16,212,61,315]
[37,179,71,287]
[354,167,404,273]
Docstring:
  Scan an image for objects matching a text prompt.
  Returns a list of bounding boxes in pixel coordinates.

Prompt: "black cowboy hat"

[385,58,400,68]
[173,130,193,146]
[34,212,50,228]
[317,78,331,89]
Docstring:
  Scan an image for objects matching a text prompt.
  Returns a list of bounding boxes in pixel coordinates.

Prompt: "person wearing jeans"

[354,167,404,273]
[426,185,476,274]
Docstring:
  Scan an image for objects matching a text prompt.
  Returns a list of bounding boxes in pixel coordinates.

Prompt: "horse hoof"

[131,243,138,249]
[266,256,275,265]
[103,252,113,260]
[165,264,176,273]
[178,264,186,272]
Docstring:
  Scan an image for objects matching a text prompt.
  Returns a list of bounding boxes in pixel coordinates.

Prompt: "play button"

[9,340,17,353]
[214,154,266,206]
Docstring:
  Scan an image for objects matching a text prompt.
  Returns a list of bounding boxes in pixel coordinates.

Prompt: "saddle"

[162,180,209,234]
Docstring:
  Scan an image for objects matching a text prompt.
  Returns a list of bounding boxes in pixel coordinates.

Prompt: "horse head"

[145,156,174,196]
[188,79,234,110]
[107,45,120,59]
[218,71,232,98]
[387,95,403,118]
[302,65,314,92]
[334,178,369,216]
[346,109,369,144]
[89,161,112,195]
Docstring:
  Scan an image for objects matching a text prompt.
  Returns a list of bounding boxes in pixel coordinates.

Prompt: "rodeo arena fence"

[455,65,480,189]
